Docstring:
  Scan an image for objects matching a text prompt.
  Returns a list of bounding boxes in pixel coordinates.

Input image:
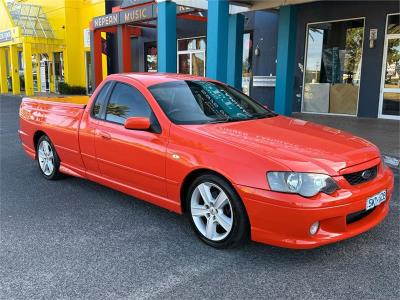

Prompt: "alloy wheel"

[38,140,55,176]
[190,182,234,241]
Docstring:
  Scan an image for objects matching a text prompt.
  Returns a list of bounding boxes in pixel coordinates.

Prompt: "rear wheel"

[36,135,62,180]
[186,174,249,249]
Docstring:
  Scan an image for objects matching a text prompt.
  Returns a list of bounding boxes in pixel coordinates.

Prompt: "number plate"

[366,190,386,210]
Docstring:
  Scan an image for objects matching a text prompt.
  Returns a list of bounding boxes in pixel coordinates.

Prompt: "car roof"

[110,72,213,88]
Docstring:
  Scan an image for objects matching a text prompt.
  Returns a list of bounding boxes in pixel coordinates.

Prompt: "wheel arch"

[33,130,47,154]
[180,168,245,215]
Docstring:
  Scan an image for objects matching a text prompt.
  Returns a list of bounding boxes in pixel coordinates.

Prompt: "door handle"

[98,131,111,140]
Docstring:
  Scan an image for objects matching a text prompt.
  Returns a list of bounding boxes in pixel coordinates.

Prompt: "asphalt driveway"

[1,95,399,299]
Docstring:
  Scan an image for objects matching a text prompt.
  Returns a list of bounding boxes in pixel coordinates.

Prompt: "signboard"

[93,13,119,28]
[369,28,377,40]
[253,76,276,87]
[0,30,12,43]
[93,3,196,29]
[83,28,91,48]
[120,4,154,24]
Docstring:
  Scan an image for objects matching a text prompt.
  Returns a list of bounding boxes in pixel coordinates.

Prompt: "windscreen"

[148,80,276,124]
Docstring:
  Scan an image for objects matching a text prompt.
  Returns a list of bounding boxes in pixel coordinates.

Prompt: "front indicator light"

[267,172,339,197]
[309,221,320,235]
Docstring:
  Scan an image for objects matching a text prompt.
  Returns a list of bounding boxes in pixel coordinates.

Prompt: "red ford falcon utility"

[19,73,394,249]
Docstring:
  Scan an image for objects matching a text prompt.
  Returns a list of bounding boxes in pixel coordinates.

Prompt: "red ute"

[19,73,394,249]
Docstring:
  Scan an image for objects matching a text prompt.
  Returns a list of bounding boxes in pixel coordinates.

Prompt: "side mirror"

[124,117,151,131]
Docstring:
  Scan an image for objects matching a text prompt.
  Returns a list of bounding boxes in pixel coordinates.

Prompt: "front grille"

[346,207,375,224]
[343,165,377,186]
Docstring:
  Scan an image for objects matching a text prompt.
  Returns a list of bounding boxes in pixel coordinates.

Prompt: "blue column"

[206,0,229,82]
[227,14,244,89]
[157,0,176,73]
[274,5,297,116]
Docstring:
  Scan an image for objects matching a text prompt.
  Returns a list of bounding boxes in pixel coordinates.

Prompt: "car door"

[94,81,168,198]
[79,81,113,176]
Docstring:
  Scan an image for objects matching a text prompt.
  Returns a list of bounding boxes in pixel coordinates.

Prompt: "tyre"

[186,174,250,249]
[36,135,62,180]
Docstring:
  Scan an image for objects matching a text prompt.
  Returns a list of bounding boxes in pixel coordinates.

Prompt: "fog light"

[309,221,320,235]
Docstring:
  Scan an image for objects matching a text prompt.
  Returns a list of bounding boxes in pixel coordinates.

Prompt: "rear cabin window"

[92,82,111,118]
[105,82,152,125]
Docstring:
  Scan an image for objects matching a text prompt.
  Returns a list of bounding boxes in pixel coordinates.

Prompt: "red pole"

[122,25,132,72]
[93,29,103,87]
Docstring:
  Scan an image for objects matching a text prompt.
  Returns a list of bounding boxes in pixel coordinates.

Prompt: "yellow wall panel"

[2,0,107,93]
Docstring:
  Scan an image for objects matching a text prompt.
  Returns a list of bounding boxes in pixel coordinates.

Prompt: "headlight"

[267,172,339,197]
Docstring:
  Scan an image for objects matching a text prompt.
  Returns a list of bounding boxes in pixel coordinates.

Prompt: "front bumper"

[235,166,394,249]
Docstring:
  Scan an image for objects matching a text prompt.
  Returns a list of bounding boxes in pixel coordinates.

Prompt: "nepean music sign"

[93,4,195,29]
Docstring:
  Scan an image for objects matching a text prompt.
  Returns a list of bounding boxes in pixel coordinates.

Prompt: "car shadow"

[50,168,396,265]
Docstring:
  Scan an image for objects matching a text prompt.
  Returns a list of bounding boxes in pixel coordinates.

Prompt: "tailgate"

[19,96,87,171]
[30,95,89,106]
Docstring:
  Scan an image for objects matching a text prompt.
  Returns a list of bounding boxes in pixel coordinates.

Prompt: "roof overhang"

[0,26,63,49]
[170,0,318,14]
[231,0,318,10]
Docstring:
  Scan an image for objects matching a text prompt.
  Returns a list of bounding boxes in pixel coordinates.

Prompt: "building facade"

[1,0,399,120]
[293,1,399,119]
[93,0,399,120]
[104,4,279,104]
[0,0,108,95]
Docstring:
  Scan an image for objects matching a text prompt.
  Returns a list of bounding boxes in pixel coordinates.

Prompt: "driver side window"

[105,82,152,125]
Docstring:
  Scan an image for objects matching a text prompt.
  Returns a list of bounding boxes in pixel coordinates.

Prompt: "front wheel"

[36,135,62,180]
[186,174,250,249]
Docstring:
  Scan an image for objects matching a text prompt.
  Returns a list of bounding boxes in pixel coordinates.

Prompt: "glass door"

[302,18,365,115]
[144,42,157,73]
[32,55,39,92]
[379,14,400,119]
[40,59,49,92]
[85,51,93,94]
[53,52,64,93]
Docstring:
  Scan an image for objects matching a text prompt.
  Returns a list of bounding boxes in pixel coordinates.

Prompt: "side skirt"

[86,171,182,214]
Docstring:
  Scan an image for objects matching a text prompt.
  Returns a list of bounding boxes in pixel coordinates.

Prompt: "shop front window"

[387,14,400,35]
[242,32,253,95]
[191,52,205,76]
[177,37,206,77]
[302,19,365,115]
[178,53,190,74]
[178,37,206,51]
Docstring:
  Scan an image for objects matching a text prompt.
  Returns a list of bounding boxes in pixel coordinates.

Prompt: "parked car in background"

[19,73,394,249]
